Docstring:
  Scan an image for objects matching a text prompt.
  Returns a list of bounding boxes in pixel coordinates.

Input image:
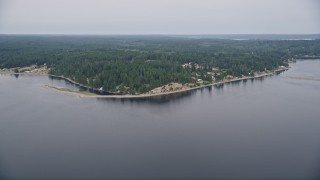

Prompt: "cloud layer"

[0,0,319,34]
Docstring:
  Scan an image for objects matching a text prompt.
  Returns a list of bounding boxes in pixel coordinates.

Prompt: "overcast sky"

[0,0,319,34]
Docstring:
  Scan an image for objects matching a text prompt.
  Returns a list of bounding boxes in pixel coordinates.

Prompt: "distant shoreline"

[44,67,289,99]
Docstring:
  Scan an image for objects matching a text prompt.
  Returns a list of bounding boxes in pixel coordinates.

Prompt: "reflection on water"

[255,76,265,82]
[97,90,197,104]
[12,74,19,79]
[206,86,212,93]
[48,76,115,95]
[214,83,224,91]
[229,80,242,87]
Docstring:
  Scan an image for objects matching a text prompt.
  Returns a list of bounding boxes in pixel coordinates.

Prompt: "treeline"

[0,35,319,93]
[51,60,193,94]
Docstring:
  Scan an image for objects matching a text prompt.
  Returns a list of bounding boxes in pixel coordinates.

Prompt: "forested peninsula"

[1,35,319,95]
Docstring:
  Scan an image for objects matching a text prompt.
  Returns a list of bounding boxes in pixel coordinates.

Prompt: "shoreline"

[0,72,49,76]
[47,74,115,95]
[43,67,289,99]
[1,66,289,99]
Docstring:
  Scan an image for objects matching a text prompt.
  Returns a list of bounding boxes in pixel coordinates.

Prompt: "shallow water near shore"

[0,60,320,179]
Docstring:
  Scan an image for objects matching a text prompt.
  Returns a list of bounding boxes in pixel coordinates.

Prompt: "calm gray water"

[0,60,320,179]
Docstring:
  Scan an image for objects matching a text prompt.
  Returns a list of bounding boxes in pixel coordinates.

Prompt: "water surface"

[0,60,320,179]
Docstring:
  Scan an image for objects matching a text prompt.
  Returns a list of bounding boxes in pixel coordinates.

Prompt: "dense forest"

[1,35,319,94]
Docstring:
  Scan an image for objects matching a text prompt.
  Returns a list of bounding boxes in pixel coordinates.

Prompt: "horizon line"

[1,33,320,36]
